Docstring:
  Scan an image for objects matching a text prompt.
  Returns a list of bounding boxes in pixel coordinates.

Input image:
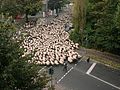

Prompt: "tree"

[0,16,49,90]
[48,0,69,10]
[85,0,120,55]
[0,0,19,18]
[17,0,42,22]
[70,0,120,55]
[70,0,86,45]
[0,0,42,22]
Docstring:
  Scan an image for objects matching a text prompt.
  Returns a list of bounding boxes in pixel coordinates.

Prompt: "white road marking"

[86,62,120,89]
[57,67,73,84]
[57,60,82,84]
[88,74,120,90]
[86,63,96,74]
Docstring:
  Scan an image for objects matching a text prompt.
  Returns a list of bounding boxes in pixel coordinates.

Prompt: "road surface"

[40,57,120,90]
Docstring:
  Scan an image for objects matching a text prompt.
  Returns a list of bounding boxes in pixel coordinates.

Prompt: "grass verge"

[87,54,120,70]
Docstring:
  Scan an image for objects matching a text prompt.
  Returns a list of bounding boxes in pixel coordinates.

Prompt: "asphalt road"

[41,58,120,90]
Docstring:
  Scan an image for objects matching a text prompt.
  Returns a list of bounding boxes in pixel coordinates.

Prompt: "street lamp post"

[42,0,49,17]
[46,0,49,12]
[49,66,54,88]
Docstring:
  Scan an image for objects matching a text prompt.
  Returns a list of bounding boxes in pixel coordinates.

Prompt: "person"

[87,57,90,63]
[64,22,68,28]
[63,61,67,72]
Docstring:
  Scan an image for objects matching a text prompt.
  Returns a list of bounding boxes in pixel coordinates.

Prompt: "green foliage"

[0,18,49,90]
[71,0,86,45]
[84,0,120,55]
[17,0,42,15]
[69,30,82,44]
[0,0,19,17]
[18,0,42,22]
[0,0,42,22]
[72,0,120,55]
[48,0,69,10]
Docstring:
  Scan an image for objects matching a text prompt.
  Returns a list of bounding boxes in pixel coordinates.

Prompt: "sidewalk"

[76,47,120,70]
[55,84,70,90]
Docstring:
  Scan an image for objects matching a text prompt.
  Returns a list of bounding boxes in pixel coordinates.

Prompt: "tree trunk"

[73,0,86,45]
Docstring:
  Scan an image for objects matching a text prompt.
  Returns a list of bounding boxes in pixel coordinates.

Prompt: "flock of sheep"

[20,10,82,66]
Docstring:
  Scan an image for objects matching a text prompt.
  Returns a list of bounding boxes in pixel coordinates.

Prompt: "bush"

[69,30,82,44]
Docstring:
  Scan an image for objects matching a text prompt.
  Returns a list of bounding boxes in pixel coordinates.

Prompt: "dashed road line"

[57,67,73,84]
[56,60,82,84]
[88,74,120,90]
[86,62,96,74]
[55,58,120,90]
